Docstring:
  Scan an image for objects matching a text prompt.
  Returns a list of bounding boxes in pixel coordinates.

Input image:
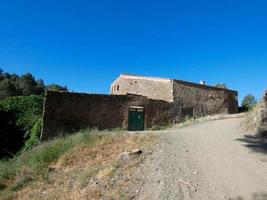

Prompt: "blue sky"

[0,0,267,103]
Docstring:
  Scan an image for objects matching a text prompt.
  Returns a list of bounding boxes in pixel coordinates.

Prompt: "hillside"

[242,90,267,137]
[0,129,158,200]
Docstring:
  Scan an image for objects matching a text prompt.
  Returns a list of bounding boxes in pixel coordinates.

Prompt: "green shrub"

[0,95,44,154]
[0,95,43,132]
[23,119,43,151]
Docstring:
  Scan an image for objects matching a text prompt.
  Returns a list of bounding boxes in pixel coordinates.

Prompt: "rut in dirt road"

[136,118,267,200]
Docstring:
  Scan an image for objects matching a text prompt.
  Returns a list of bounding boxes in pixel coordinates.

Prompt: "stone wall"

[110,74,173,102]
[172,80,238,122]
[42,91,172,140]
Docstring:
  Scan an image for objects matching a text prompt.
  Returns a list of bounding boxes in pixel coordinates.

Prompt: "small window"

[117,85,120,91]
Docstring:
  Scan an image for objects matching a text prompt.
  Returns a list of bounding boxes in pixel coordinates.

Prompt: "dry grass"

[0,131,158,200]
[241,103,263,132]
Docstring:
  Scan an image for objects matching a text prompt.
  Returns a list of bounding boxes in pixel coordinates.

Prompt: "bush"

[23,119,43,151]
[0,95,44,155]
[0,95,43,130]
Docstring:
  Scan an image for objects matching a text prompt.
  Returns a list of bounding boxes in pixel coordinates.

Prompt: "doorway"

[128,106,145,131]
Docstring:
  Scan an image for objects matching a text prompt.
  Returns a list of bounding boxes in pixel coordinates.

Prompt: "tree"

[19,73,37,96]
[9,74,22,95]
[241,94,257,110]
[215,83,227,89]
[46,84,68,92]
[35,79,45,95]
[0,69,3,81]
[0,69,69,99]
[0,79,17,100]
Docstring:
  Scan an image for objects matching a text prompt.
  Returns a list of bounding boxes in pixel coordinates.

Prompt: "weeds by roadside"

[0,129,105,198]
[148,123,173,131]
[0,129,158,200]
[241,103,264,133]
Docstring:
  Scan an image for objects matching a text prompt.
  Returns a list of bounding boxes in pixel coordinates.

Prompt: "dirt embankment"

[242,90,267,136]
[258,90,267,136]
[0,132,158,200]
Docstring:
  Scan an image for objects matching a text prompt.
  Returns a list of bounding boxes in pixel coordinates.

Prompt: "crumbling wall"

[42,91,172,140]
[172,80,238,122]
[110,74,173,102]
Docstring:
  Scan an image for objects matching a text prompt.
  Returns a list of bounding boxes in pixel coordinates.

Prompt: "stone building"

[42,73,238,139]
[111,74,238,122]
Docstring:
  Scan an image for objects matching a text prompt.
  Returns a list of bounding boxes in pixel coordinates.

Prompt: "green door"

[128,106,145,131]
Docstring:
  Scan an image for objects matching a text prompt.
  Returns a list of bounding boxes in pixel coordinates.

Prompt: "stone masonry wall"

[110,74,173,102]
[172,80,238,122]
[42,91,172,140]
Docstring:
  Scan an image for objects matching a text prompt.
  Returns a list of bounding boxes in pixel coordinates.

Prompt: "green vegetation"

[0,129,157,199]
[46,83,68,92]
[214,83,227,89]
[0,69,70,157]
[148,123,173,130]
[0,129,101,194]
[241,94,257,110]
[0,95,44,154]
[0,68,68,100]
[0,95,43,132]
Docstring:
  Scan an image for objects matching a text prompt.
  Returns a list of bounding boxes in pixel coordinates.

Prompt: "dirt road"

[136,118,267,200]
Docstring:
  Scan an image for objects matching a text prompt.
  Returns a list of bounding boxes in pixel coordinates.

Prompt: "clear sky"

[0,0,267,103]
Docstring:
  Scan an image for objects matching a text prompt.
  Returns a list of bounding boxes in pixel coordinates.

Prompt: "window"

[117,85,120,91]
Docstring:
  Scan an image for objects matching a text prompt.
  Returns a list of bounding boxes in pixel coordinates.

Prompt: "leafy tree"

[0,69,68,100]
[0,69,3,81]
[35,79,45,95]
[241,94,257,110]
[46,84,68,92]
[0,79,18,100]
[19,73,37,96]
[215,83,227,89]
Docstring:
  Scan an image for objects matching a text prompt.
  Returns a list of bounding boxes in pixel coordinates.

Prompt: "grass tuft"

[148,123,173,131]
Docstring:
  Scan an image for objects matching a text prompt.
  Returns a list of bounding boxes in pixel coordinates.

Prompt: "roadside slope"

[136,118,267,200]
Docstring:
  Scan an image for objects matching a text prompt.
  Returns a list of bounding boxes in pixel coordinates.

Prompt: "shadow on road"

[230,192,267,200]
[235,134,267,154]
[228,192,267,200]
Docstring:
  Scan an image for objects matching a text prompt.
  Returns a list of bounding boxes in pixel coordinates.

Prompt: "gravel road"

[136,117,267,200]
